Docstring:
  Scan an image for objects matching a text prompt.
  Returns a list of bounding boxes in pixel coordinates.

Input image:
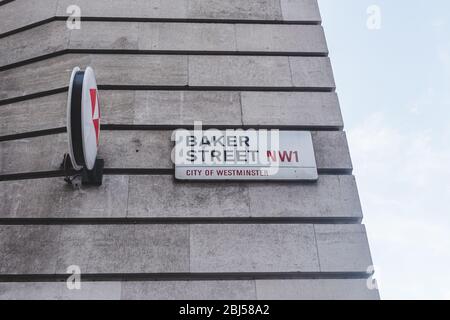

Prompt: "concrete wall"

[0,0,379,299]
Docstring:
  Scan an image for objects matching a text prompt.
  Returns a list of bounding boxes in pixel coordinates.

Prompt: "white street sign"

[174,129,318,181]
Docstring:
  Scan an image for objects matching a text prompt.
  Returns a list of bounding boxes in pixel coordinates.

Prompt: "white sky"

[318,0,450,299]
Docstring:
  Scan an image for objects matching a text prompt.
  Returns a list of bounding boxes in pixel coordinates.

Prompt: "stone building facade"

[0,0,379,299]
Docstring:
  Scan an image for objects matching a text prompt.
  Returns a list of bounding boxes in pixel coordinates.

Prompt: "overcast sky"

[318,0,450,299]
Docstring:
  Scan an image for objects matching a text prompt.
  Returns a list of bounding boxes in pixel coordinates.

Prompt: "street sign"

[174,129,318,181]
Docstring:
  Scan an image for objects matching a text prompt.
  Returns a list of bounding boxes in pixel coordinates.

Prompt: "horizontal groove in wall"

[0,125,343,142]
[99,85,335,92]
[0,87,335,106]
[0,49,329,72]
[1,15,322,38]
[0,217,361,226]
[0,50,70,71]
[61,16,322,25]
[0,170,68,181]
[0,169,352,182]
[104,168,353,176]
[0,272,371,283]
[0,17,54,39]
[102,124,342,131]
[0,16,321,39]
[0,127,66,142]
[0,0,14,7]
[0,87,68,106]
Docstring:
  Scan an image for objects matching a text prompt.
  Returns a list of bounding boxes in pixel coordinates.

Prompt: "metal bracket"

[61,154,104,188]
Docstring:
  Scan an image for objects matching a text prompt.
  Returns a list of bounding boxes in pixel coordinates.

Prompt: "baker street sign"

[173,128,318,181]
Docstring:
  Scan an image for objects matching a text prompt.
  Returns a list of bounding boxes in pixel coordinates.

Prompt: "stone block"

[127,175,251,218]
[280,0,321,21]
[289,57,335,89]
[241,92,342,127]
[248,175,362,218]
[256,279,379,300]
[54,224,190,273]
[132,91,242,125]
[0,21,69,67]
[0,282,122,300]
[0,0,58,35]
[138,23,235,51]
[0,176,129,218]
[315,224,373,272]
[189,56,292,87]
[190,224,319,272]
[187,0,282,20]
[0,93,67,136]
[122,280,256,300]
[69,21,139,50]
[236,24,327,53]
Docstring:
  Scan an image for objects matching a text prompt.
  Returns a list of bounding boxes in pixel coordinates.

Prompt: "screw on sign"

[64,66,104,187]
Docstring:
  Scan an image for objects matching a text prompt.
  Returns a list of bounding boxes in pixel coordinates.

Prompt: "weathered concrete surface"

[0,54,333,102]
[280,0,321,21]
[0,91,343,136]
[127,175,362,219]
[0,0,58,35]
[0,0,322,36]
[0,224,371,274]
[255,279,379,300]
[247,175,362,219]
[0,225,60,274]
[0,281,253,300]
[241,92,342,127]
[132,91,242,126]
[0,54,188,101]
[138,22,236,51]
[0,175,362,219]
[127,176,251,218]
[122,281,256,300]
[0,21,328,67]
[0,224,189,274]
[0,93,67,136]
[236,24,327,53]
[90,54,188,86]
[69,21,139,50]
[99,131,174,169]
[0,21,70,67]
[289,57,335,88]
[0,279,379,300]
[191,56,306,87]
[315,224,374,272]
[187,0,282,20]
[0,131,352,173]
[189,56,334,88]
[0,282,122,300]
[55,225,190,273]
[56,0,188,20]
[311,131,352,170]
[0,54,90,101]
[0,176,129,218]
[56,0,321,21]
[0,134,67,174]
[190,224,319,272]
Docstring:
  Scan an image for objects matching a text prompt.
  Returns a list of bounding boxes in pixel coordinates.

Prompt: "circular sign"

[67,66,101,171]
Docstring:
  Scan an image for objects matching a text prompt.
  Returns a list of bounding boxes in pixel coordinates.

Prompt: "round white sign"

[67,66,101,171]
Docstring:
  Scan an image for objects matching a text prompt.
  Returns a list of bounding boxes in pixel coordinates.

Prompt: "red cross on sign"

[90,88,100,145]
